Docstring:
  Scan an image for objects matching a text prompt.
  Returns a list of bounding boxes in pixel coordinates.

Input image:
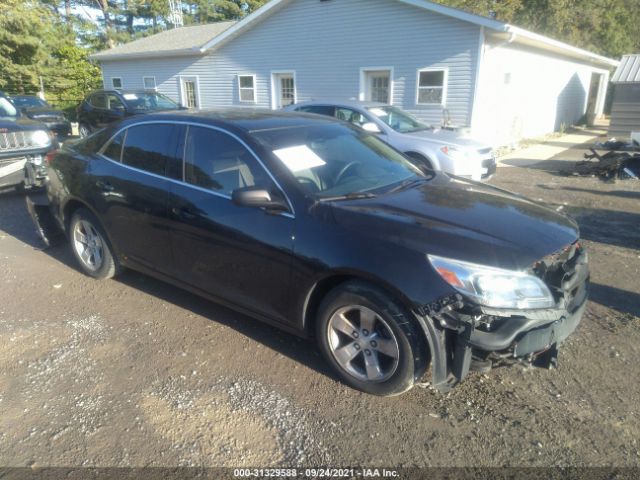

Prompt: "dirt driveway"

[0,140,639,470]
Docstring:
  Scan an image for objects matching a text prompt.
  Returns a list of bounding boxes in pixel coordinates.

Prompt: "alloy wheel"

[327,305,400,382]
[72,220,104,272]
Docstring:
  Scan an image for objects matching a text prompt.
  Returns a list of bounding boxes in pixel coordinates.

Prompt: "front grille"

[0,131,38,153]
[533,241,589,312]
[33,115,62,123]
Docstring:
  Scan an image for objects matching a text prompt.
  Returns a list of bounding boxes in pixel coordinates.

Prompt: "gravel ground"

[0,139,639,469]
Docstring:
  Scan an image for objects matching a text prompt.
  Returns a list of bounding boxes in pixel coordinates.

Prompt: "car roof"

[291,99,388,109]
[11,95,41,99]
[118,108,342,133]
[91,89,161,96]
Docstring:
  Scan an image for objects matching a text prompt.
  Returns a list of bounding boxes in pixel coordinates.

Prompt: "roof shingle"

[91,21,236,61]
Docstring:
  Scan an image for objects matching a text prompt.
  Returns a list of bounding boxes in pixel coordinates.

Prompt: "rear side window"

[184,126,268,196]
[298,105,335,116]
[102,131,125,161]
[121,124,177,176]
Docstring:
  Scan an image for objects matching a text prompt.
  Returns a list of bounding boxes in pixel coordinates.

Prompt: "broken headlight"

[427,255,555,309]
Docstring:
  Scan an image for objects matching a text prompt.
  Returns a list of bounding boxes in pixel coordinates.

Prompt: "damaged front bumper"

[416,243,589,392]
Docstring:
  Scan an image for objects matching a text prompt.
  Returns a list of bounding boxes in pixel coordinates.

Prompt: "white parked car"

[286,100,496,181]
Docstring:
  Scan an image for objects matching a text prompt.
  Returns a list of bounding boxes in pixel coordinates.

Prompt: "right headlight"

[428,254,555,310]
[30,129,52,147]
[440,145,468,161]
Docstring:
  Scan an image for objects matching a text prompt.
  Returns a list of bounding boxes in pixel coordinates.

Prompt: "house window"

[238,75,256,103]
[143,76,156,90]
[416,68,447,105]
[111,77,123,89]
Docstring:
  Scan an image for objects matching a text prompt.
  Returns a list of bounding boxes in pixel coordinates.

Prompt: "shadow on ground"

[589,283,640,318]
[561,206,640,250]
[539,185,640,200]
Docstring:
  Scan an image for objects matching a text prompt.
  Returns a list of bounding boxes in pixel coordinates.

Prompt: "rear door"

[166,125,295,324]
[92,122,180,272]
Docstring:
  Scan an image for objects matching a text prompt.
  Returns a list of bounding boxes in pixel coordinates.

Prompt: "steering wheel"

[334,161,360,185]
[296,176,320,193]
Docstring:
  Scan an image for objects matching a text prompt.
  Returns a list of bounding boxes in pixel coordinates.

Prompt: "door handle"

[96,180,114,192]
[171,207,197,220]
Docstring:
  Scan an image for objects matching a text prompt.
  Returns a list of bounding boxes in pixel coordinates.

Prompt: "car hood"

[23,107,64,118]
[401,128,488,150]
[328,174,579,271]
[0,116,48,130]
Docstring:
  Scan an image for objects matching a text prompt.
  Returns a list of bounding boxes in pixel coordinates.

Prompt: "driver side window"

[183,126,269,197]
[107,94,125,111]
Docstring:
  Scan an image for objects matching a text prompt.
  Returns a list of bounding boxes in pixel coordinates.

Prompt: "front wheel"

[69,209,120,279]
[78,123,91,138]
[316,281,426,396]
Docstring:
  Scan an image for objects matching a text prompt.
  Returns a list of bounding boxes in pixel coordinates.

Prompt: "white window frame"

[415,67,448,106]
[111,77,123,89]
[143,76,157,90]
[270,70,297,110]
[179,75,201,109]
[237,74,257,103]
[359,67,394,104]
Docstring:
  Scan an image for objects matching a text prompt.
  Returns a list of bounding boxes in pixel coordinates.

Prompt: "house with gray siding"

[91,0,618,146]
[609,54,640,139]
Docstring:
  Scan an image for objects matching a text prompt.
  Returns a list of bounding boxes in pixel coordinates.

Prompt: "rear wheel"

[69,209,120,279]
[316,281,425,396]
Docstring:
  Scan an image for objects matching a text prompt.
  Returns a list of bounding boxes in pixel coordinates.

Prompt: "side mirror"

[361,122,381,133]
[232,186,289,214]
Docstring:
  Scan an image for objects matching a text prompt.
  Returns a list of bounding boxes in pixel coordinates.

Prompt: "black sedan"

[76,89,180,138]
[42,110,589,396]
[10,95,71,138]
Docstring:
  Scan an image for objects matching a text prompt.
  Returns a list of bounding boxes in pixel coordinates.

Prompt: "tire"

[78,123,91,138]
[69,208,120,279]
[316,280,426,396]
[405,152,433,171]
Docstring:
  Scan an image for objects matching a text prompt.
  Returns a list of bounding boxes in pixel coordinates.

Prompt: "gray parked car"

[285,100,496,181]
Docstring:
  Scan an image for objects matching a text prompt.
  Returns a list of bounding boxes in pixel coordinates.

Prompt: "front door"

[364,70,391,103]
[167,125,295,323]
[180,76,199,109]
[273,73,296,109]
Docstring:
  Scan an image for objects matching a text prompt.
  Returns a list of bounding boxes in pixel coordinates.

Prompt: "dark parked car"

[10,95,71,138]
[42,110,589,396]
[0,92,55,191]
[76,89,181,138]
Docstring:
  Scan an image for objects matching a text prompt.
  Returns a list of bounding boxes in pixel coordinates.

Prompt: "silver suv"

[286,100,495,181]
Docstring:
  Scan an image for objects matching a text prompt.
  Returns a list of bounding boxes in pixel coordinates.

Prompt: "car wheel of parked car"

[316,280,425,396]
[70,209,120,279]
[78,123,91,138]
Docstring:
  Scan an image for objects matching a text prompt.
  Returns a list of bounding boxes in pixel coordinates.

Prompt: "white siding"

[472,40,610,146]
[100,0,481,126]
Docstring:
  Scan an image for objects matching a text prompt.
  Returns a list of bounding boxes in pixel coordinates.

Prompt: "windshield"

[12,96,48,108]
[252,124,425,199]
[121,92,179,111]
[0,97,18,117]
[366,106,431,133]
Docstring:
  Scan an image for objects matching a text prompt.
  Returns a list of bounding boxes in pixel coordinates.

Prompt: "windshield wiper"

[386,177,430,194]
[317,192,377,202]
